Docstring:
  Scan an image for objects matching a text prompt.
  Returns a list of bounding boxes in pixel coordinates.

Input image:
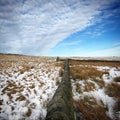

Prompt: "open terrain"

[0,54,120,120]
[0,54,62,120]
[69,60,120,120]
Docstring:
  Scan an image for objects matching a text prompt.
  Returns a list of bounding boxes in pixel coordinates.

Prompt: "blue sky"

[0,0,120,56]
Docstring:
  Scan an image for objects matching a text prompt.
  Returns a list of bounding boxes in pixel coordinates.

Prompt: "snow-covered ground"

[72,65,120,119]
[0,54,120,120]
[0,55,61,120]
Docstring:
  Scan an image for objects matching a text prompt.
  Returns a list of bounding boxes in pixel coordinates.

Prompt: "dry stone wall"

[45,59,75,120]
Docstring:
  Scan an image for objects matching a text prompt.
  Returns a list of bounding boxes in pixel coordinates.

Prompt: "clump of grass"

[29,84,35,89]
[76,82,83,93]
[30,66,34,69]
[70,60,120,67]
[39,82,45,88]
[75,81,96,93]
[74,99,112,120]
[29,103,36,109]
[54,61,64,68]
[84,82,96,92]
[25,107,31,117]
[11,106,14,111]
[70,66,104,80]
[114,97,120,113]
[19,64,30,74]
[16,94,26,101]
[94,78,105,88]
[105,83,120,97]
[55,61,64,77]
[56,79,60,86]
[114,76,120,82]
[70,66,88,80]
[2,81,24,100]
[59,68,63,77]
[0,100,3,105]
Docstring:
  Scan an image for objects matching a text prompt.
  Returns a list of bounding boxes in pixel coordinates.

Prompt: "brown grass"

[16,94,26,101]
[55,61,64,77]
[70,66,105,80]
[114,76,120,82]
[75,81,96,93]
[76,82,83,93]
[29,103,36,109]
[84,82,96,92]
[105,83,120,97]
[54,61,64,68]
[39,82,45,88]
[19,65,30,74]
[94,78,105,88]
[29,84,35,89]
[70,60,120,67]
[0,100,3,105]
[113,97,120,120]
[25,107,31,117]
[56,79,60,86]
[2,81,24,100]
[74,100,112,120]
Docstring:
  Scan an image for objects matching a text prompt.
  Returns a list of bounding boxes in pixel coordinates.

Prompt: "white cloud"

[114,41,120,46]
[55,45,120,57]
[58,40,82,47]
[82,46,120,57]
[0,0,118,55]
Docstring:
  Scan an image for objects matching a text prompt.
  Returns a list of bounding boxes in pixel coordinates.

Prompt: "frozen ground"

[72,64,120,119]
[0,54,120,120]
[0,55,61,120]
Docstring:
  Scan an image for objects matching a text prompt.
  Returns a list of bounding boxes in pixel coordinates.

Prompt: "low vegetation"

[114,76,120,82]
[74,100,112,120]
[105,82,120,97]
[55,61,64,77]
[70,60,120,67]
[70,60,120,120]
[0,55,120,120]
[0,54,62,119]
[70,65,107,80]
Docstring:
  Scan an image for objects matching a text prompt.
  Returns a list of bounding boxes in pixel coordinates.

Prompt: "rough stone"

[45,59,75,120]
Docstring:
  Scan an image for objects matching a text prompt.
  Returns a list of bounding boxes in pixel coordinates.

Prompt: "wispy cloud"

[58,40,82,47]
[63,46,120,57]
[86,46,120,57]
[0,0,118,55]
[114,41,120,47]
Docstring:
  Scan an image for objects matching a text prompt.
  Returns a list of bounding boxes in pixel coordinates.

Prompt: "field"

[0,54,120,120]
[0,54,62,120]
[70,60,120,120]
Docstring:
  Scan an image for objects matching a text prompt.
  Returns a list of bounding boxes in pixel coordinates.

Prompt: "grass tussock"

[55,61,64,77]
[74,100,112,120]
[70,60,120,67]
[105,83,120,97]
[19,65,30,74]
[113,97,120,120]
[75,82,96,93]
[84,82,96,92]
[25,107,32,117]
[75,82,82,93]
[70,66,105,80]
[0,100,3,105]
[94,78,105,88]
[2,81,24,100]
[114,76,120,82]
[16,94,26,101]
[54,61,64,68]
